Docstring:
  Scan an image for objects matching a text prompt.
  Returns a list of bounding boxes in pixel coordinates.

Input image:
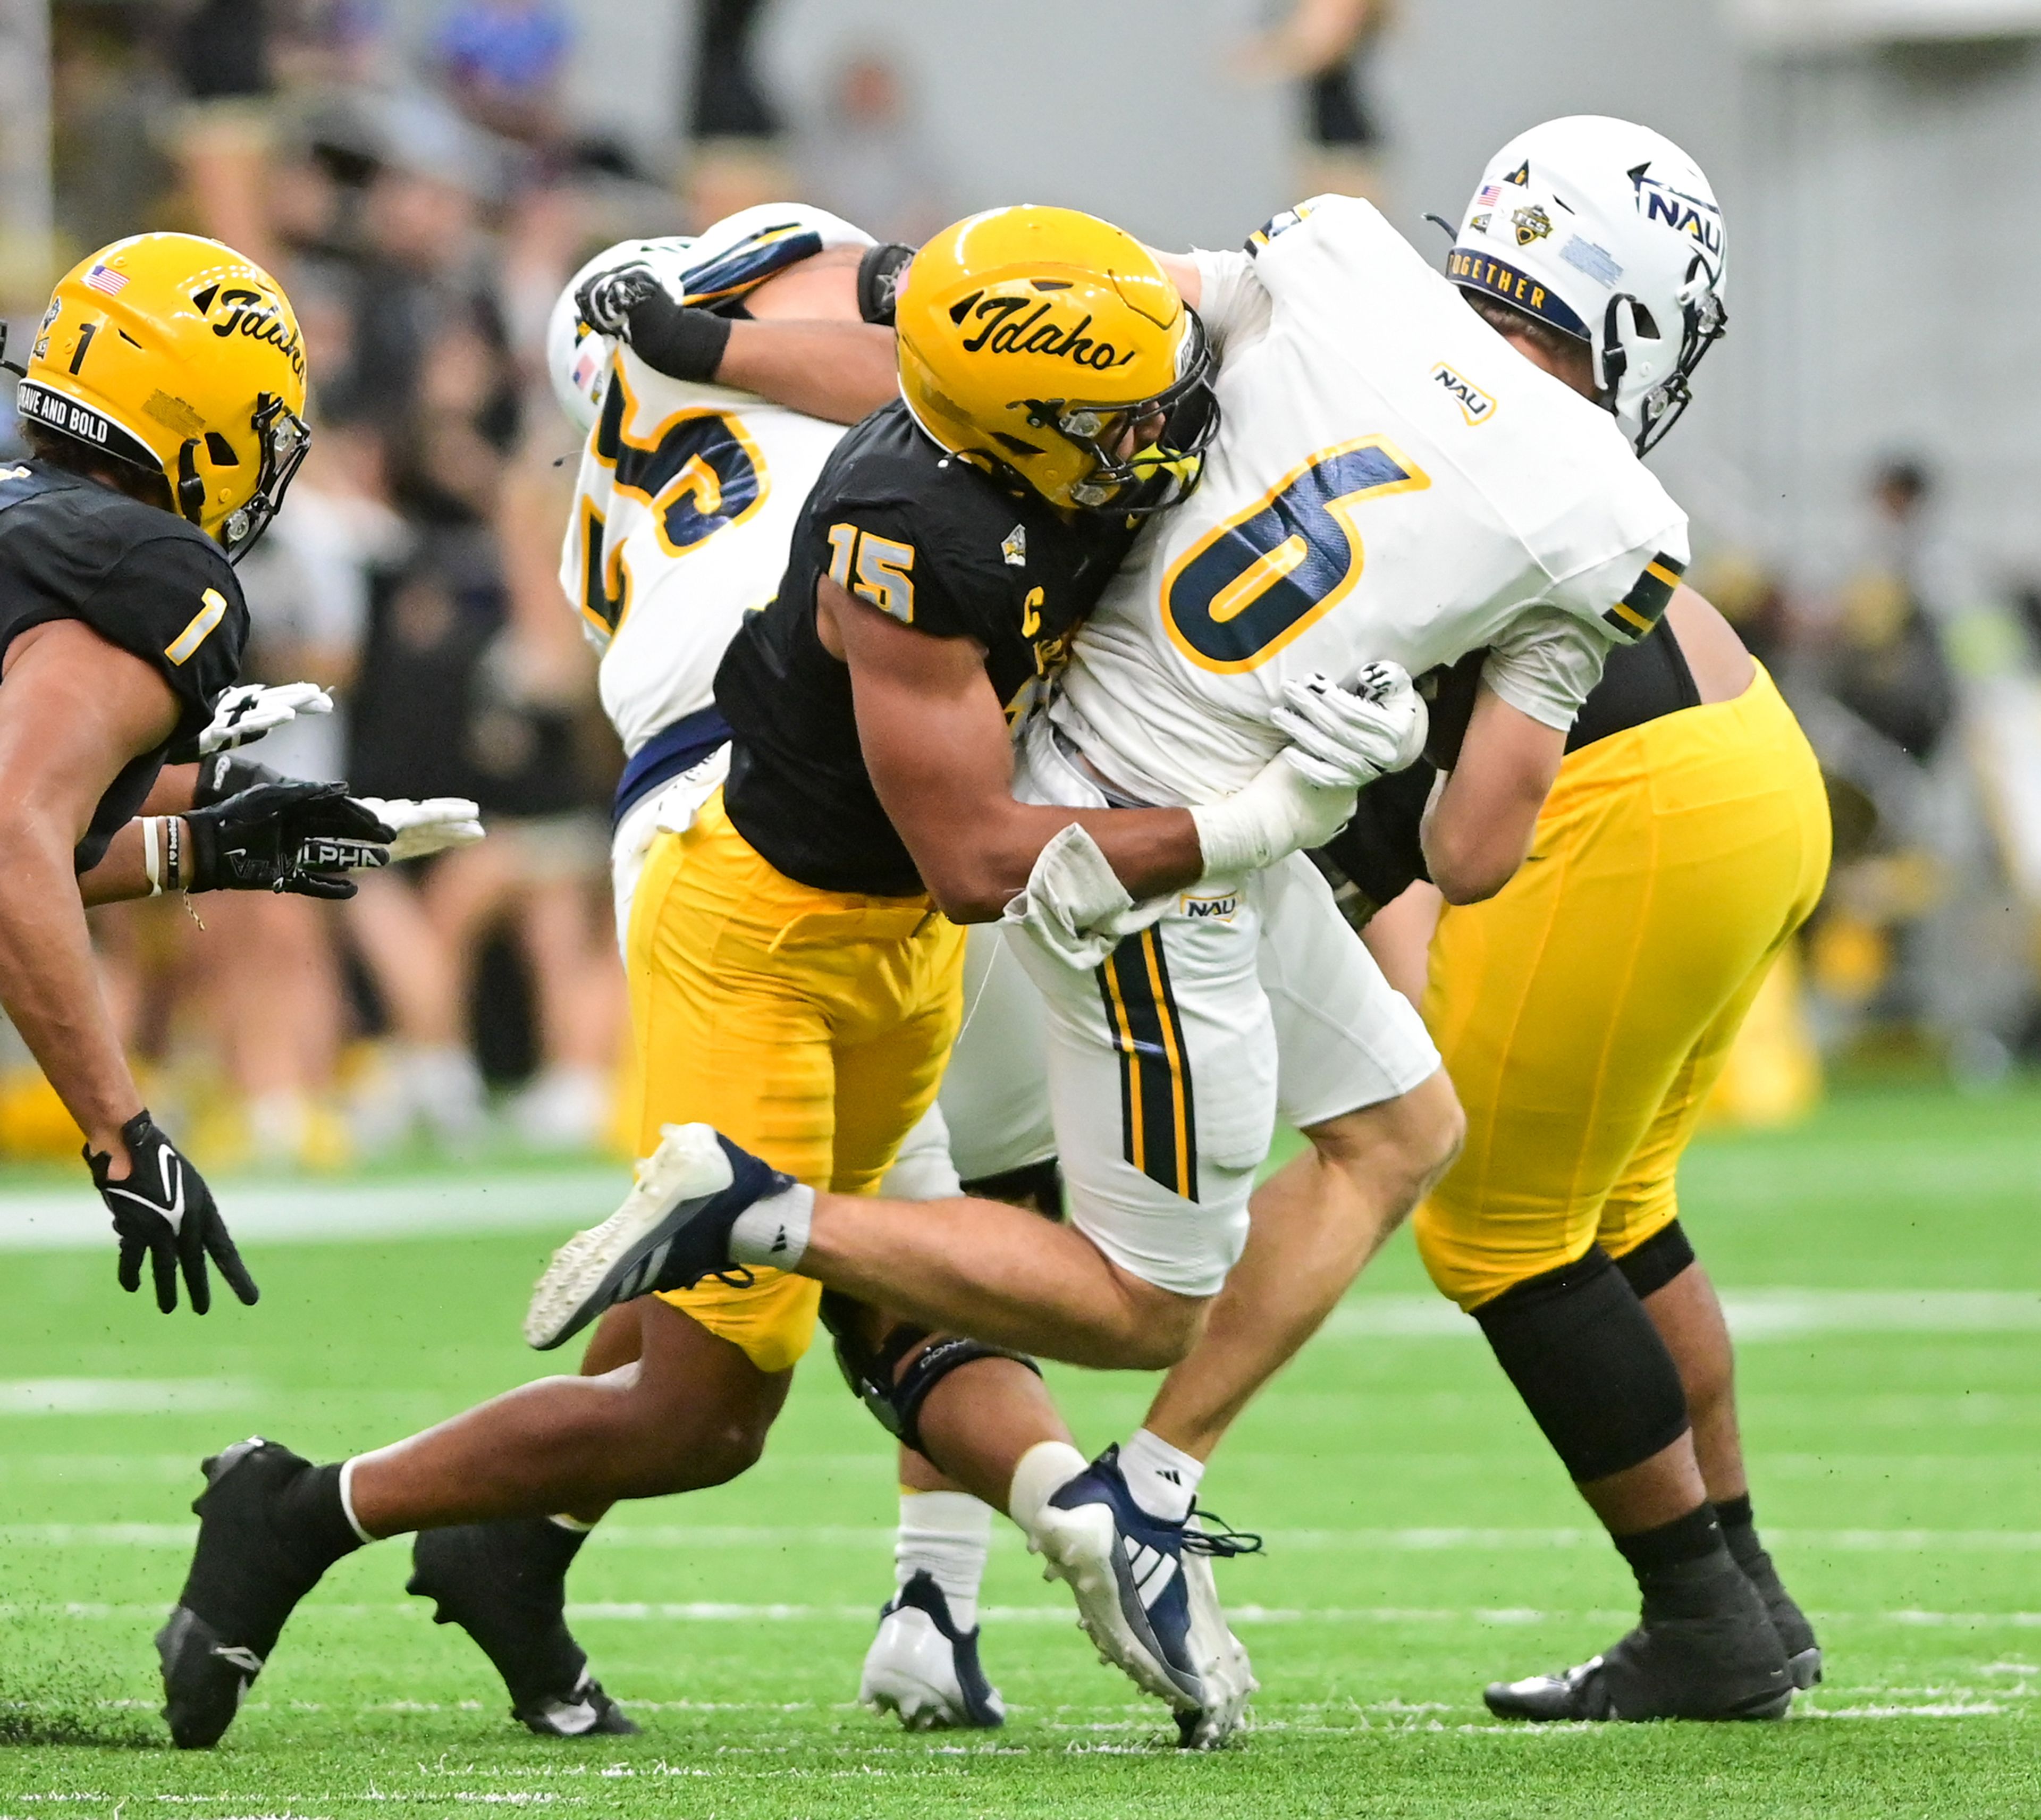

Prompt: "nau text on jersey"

[1180,890,1239,922]
[1430,363,1497,426]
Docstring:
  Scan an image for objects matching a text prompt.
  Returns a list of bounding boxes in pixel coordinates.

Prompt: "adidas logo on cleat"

[1123,1537,1179,1608]
[209,1643,265,1678]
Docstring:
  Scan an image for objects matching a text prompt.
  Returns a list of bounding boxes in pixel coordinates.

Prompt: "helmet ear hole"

[1629,301,1662,340]
[204,431,240,466]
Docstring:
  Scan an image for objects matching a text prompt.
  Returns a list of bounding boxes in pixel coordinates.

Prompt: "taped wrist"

[1191,762,1352,881]
[857,241,916,325]
[1472,1245,1691,1484]
[626,293,733,382]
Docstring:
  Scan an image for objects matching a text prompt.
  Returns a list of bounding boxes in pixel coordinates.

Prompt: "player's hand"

[86,1112,258,1315]
[350,796,485,862]
[185,781,396,899]
[575,262,732,383]
[193,681,333,757]
[1272,662,1428,790]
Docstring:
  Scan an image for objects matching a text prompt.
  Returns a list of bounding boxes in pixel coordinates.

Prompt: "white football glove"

[1270,662,1428,791]
[196,681,334,756]
[351,797,486,862]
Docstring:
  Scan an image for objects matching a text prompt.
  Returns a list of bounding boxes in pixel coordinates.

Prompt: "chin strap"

[175,438,207,527]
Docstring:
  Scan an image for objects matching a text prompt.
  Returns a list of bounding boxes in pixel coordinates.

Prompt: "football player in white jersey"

[521,145,1715,1729]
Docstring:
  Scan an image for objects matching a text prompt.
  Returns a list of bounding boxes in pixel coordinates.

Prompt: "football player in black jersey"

[0,233,404,1316]
[153,207,1414,1750]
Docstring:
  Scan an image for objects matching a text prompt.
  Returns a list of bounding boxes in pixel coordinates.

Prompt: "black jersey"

[0,460,249,870]
[716,402,1136,896]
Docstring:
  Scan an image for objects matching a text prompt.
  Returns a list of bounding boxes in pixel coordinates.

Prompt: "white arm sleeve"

[1189,247,1272,359]
[1480,605,1615,732]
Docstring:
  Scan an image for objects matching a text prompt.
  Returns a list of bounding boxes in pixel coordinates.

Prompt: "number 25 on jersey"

[1162,436,1429,673]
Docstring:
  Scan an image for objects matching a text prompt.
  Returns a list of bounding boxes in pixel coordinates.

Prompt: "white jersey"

[1049,195,1691,807]
[556,207,874,759]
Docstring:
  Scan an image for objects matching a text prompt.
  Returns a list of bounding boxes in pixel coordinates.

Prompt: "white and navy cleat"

[524,1123,798,1352]
[858,1571,1006,1731]
[1027,1445,1260,1739]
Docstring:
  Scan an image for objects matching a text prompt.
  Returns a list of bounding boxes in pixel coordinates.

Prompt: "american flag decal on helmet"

[84,264,129,298]
[1603,551,1687,641]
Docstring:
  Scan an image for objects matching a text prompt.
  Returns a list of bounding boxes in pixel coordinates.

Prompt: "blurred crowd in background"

[1,0,2038,1173]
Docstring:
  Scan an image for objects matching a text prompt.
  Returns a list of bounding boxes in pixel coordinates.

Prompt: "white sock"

[895,1490,991,1633]
[729,1183,816,1269]
[1117,1427,1203,1524]
[1006,1439,1089,1539]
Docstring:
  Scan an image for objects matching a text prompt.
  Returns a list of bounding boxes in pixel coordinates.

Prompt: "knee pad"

[1612,1219,1696,1302]
[1472,1246,1690,1484]
[819,1292,1041,1456]
[960,1156,1064,1221]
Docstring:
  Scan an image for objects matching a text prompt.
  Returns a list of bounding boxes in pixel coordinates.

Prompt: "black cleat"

[408,1519,639,1737]
[157,1438,353,1749]
[1730,1537,1822,1689]
[1486,1565,1793,1723]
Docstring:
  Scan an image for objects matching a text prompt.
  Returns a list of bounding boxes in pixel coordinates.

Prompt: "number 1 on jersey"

[1162,436,1430,673]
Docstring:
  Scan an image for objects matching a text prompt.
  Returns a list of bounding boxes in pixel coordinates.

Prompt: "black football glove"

[185,780,397,900]
[191,752,283,809]
[86,1111,258,1315]
[574,261,732,383]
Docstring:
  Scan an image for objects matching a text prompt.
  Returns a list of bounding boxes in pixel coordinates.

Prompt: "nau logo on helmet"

[1511,205,1552,247]
[1629,168,1724,258]
[947,291,1138,370]
[1430,363,1497,426]
[195,284,307,380]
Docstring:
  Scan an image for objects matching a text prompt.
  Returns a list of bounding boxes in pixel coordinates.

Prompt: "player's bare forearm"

[78,816,192,906]
[0,812,144,1152]
[0,621,183,1153]
[718,319,897,425]
[829,580,1201,920]
[1421,681,1564,903]
[139,763,201,815]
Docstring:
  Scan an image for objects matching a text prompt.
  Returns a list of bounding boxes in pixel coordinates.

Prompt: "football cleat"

[1732,1540,1822,1689]
[524,1123,798,1352]
[1175,1512,1261,1749]
[1030,1446,1260,1726]
[408,1519,639,1737]
[1485,1568,1793,1723]
[157,1437,346,1748]
[858,1570,1006,1731]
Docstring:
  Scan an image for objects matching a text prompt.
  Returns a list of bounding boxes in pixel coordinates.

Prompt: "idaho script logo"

[194,282,306,380]
[949,291,1140,370]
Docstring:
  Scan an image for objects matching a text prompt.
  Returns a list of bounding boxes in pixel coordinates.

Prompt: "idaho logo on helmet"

[14,233,310,561]
[1444,116,1727,456]
[894,205,1218,515]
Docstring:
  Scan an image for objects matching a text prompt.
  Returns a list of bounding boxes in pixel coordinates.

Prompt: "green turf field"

[1,1082,2037,1817]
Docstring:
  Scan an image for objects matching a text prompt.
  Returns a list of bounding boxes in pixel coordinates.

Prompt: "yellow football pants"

[620,789,965,1372]
[1414,665,1832,1311]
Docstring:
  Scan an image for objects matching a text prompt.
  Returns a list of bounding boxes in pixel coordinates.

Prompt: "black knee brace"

[819,1292,1041,1457]
[1612,1219,1697,1301]
[960,1156,1065,1221]
[1472,1246,1691,1484]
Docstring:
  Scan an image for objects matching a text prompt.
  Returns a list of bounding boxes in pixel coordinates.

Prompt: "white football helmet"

[545,204,878,434]
[1444,116,1726,455]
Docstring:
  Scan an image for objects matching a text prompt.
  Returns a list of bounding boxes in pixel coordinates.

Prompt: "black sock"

[1613,1504,1743,1620]
[1714,1492,1759,1560]
[275,1461,367,1569]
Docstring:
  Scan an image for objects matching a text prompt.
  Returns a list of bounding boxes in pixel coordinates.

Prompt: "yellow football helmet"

[14,233,309,560]
[895,205,1216,514]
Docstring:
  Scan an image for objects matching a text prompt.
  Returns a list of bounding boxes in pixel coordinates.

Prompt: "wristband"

[142,817,163,898]
[166,815,182,892]
[628,296,733,383]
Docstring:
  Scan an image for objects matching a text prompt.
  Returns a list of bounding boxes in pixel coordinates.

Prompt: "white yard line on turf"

[0,1170,621,1250]
[11,1523,2041,1552]
[1321,1288,2041,1339]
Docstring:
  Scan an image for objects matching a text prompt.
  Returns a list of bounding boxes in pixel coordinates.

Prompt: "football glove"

[574,262,732,383]
[351,796,485,862]
[185,682,334,759]
[86,1111,257,1315]
[1271,662,1429,791]
[185,781,395,899]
